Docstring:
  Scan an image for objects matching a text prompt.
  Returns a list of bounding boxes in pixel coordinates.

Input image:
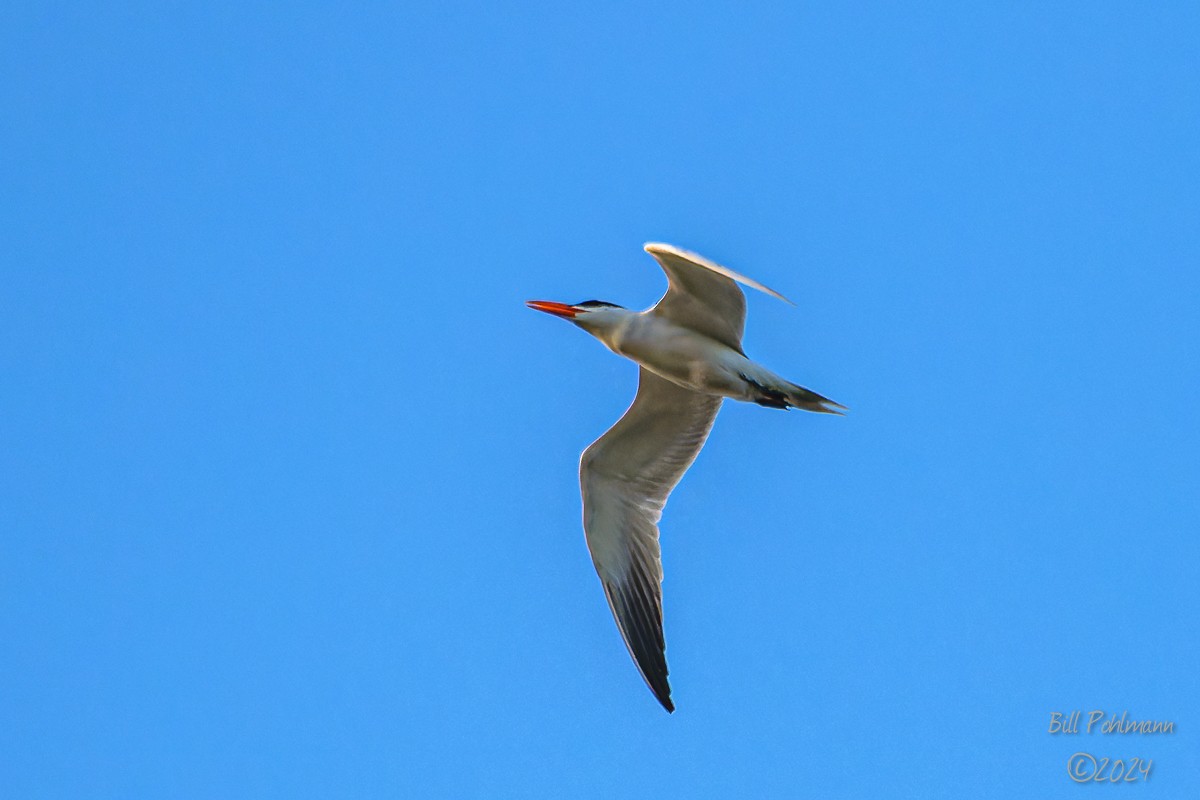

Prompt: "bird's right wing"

[644,242,792,354]
[579,368,722,712]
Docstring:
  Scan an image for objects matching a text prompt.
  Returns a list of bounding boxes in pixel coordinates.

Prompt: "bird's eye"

[576,300,609,308]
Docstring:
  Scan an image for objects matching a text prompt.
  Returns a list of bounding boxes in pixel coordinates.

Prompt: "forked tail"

[739,370,847,414]
[783,382,847,415]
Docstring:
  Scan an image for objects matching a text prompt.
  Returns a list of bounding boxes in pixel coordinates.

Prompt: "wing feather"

[580,368,722,712]
[643,242,792,353]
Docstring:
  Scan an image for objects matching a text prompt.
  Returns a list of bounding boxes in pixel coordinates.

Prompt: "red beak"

[525,300,578,319]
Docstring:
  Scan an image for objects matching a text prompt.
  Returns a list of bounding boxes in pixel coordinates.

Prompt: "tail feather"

[786,382,847,415]
[739,369,846,414]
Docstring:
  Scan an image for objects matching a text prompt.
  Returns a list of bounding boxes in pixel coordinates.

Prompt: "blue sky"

[2,2,1198,797]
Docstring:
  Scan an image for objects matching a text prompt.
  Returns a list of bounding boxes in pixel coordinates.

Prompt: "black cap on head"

[575,300,623,309]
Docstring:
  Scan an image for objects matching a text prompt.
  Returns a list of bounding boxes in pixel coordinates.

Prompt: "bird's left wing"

[644,242,792,354]
[579,368,723,712]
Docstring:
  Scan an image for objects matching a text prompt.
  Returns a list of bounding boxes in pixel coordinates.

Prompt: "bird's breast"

[610,317,743,395]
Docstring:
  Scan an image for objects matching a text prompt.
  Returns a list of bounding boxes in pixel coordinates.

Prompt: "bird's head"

[525,299,628,336]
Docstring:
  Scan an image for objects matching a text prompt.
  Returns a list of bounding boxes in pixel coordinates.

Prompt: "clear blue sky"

[2,2,1197,797]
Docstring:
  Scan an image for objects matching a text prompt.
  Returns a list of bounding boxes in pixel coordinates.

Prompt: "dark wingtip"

[643,662,674,713]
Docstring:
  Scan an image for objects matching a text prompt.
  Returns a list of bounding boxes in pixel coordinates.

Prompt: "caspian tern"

[527,242,843,712]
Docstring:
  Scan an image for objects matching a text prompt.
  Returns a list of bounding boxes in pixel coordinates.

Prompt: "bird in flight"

[527,243,843,712]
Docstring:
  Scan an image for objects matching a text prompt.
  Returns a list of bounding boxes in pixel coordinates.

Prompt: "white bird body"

[527,243,842,712]
[604,316,744,398]
[624,313,805,401]
[590,311,788,404]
